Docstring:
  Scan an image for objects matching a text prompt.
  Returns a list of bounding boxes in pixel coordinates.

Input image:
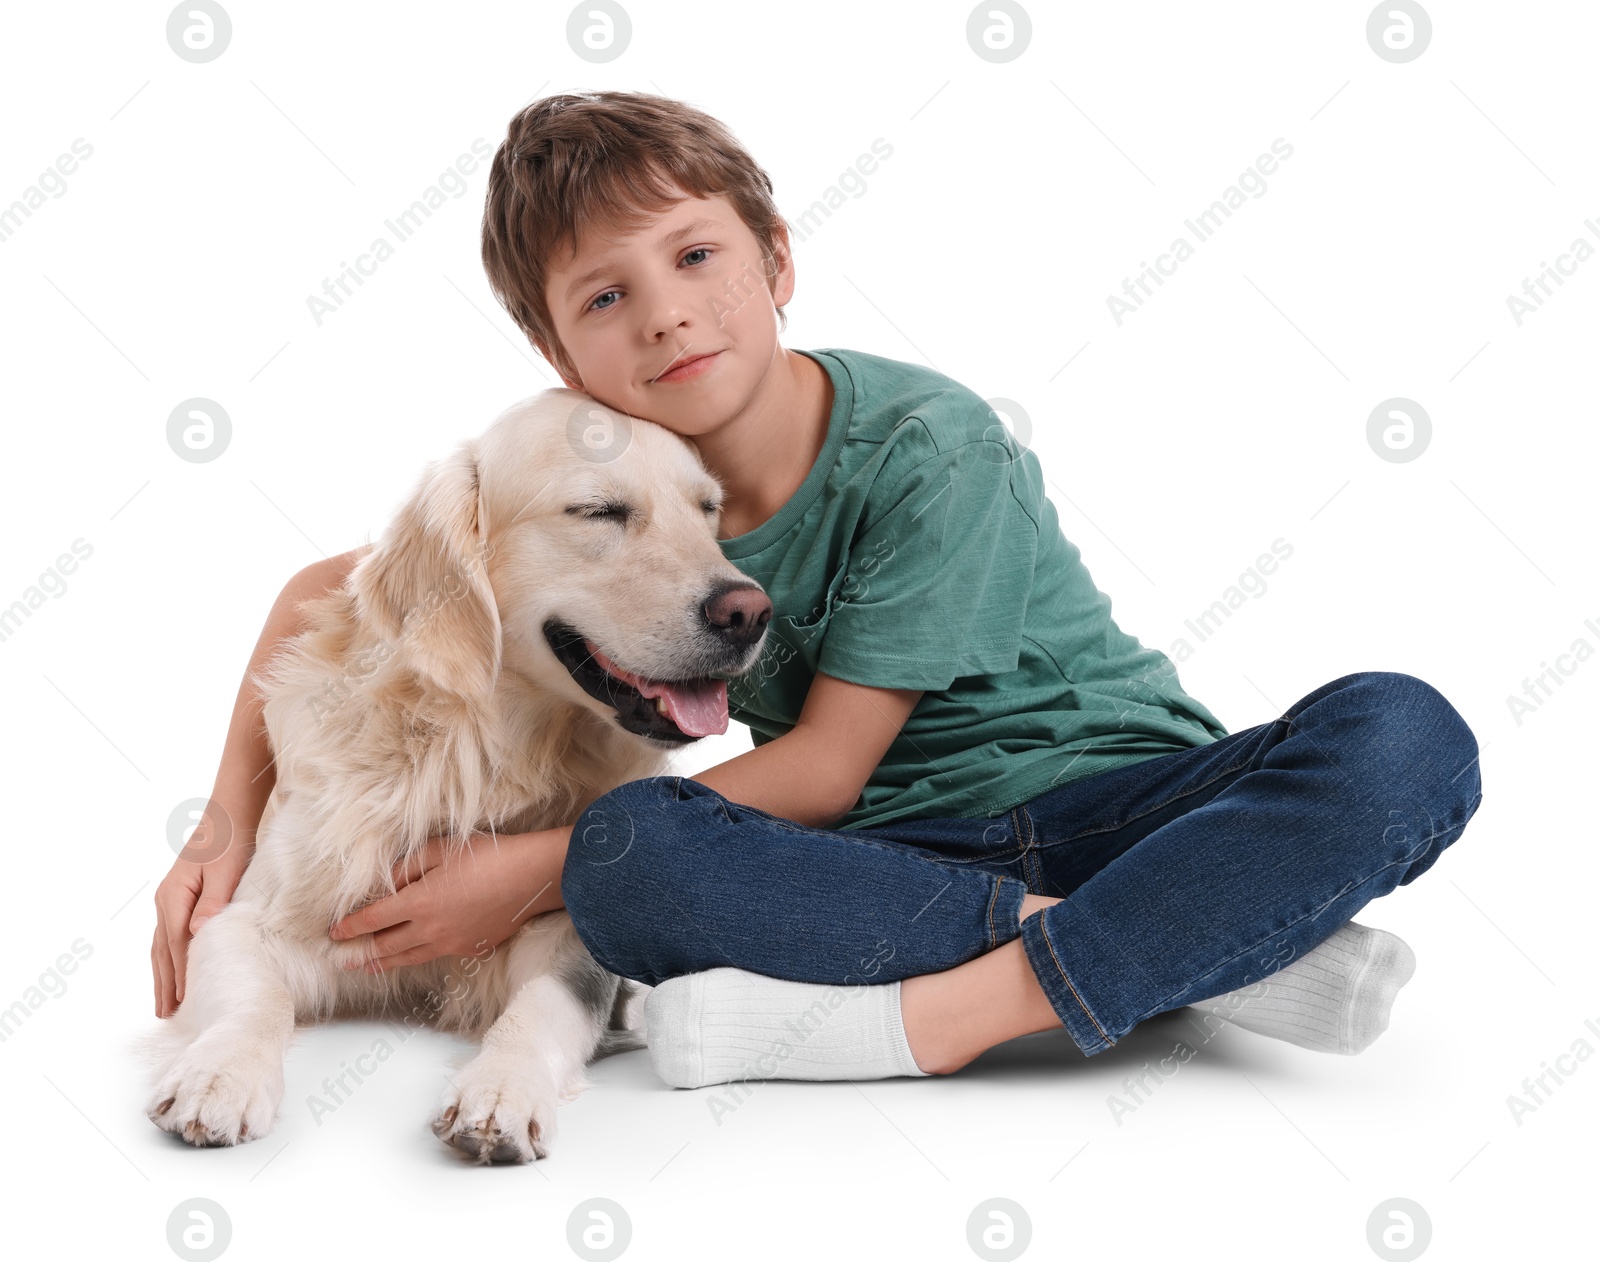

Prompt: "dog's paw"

[147,1044,283,1148]
[431,1054,560,1164]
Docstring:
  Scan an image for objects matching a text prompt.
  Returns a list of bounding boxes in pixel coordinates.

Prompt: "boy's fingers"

[343,923,424,972]
[191,892,227,932]
[151,932,162,1017]
[166,909,192,1007]
[393,838,445,889]
[362,941,439,974]
[335,875,434,938]
[152,906,166,1016]
[153,907,175,1018]
[330,893,410,942]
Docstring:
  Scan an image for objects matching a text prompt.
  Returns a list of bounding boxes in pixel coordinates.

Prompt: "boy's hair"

[481,91,789,383]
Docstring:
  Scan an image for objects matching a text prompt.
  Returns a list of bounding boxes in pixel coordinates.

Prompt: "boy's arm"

[689,671,922,828]
[324,673,922,974]
[327,670,920,975]
[151,546,369,1016]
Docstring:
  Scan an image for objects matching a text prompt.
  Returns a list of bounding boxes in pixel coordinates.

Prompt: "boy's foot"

[643,967,930,1088]
[1187,920,1417,1054]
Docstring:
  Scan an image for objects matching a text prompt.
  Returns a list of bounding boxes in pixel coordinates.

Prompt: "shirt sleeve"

[817,431,1041,692]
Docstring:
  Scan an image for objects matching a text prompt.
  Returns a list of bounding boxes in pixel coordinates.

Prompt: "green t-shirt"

[718,347,1228,830]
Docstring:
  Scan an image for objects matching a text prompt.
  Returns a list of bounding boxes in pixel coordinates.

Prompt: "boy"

[153,92,1482,1088]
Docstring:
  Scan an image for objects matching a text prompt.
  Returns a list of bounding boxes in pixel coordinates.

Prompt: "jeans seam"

[985,879,1003,949]
[1035,746,1266,849]
[1036,914,1113,1047]
[1009,804,1029,892]
[1135,789,1480,1021]
[701,798,1019,880]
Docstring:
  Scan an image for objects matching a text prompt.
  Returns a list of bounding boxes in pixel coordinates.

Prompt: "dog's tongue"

[584,639,729,737]
[637,677,730,737]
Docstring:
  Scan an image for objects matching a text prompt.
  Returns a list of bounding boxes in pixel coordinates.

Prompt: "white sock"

[643,967,931,1088]
[1187,921,1417,1054]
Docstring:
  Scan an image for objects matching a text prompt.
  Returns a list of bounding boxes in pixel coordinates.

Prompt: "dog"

[141,388,772,1162]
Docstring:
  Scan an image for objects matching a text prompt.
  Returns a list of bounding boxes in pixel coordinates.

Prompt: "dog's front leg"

[432,914,614,1163]
[145,905,296,1147]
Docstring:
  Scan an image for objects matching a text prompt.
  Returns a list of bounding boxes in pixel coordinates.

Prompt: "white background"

[1,1,1595,1259]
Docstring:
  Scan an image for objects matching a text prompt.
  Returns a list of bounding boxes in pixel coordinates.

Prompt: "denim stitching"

[984,880,1003,948]
[1009,805,1027,859]
[1036,916,1113,1048]
[707,796,1027,869]
[1134,785,1484,1023]
[909,849,1028,869]
[716,809,1008,878]
[1016,804,1045,893]
[1033,745,1266,850]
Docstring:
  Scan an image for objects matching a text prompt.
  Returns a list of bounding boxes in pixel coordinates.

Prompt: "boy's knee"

[564,776,677,901]
[1326,672,1479,793]
[561,775,719,979]
[1368,671,1479,796]
[1328,672,1482,876]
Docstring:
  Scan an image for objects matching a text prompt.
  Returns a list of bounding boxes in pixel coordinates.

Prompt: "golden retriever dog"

[141,388,772,1162]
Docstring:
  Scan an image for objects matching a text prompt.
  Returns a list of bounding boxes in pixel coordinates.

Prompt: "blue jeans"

[561,671,1483,1056]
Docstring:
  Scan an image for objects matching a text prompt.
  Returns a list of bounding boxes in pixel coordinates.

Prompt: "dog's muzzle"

[542,584,770,744]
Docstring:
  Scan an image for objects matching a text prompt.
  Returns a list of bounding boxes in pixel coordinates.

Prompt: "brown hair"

[481,91,789,383]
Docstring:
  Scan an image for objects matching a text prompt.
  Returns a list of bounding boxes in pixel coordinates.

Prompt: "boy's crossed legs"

[644,900,1419,1084]
[563,672,1482,1087]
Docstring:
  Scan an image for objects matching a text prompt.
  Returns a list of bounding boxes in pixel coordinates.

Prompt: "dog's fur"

[140,388,768,1162]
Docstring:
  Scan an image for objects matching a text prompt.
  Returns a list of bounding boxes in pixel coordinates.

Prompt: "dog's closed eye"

[567,502,634,523]
[565,498,721,522]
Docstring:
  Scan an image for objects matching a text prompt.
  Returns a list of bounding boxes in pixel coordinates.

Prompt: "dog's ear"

[351,443,502,702]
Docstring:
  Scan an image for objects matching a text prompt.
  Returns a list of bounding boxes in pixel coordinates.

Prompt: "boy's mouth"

[651,350,721,384]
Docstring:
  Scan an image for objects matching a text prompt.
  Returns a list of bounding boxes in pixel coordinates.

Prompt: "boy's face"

[538,189,796,437]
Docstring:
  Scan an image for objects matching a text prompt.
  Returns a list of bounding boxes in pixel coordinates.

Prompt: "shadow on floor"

[954,1006,1286,1086]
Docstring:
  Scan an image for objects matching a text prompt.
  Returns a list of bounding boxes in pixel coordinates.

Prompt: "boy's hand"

[151,838,253,1019]
[151,546,367,1020]
[328,829,565,973]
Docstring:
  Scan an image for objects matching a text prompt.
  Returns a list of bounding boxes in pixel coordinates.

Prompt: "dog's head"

[351,389,771,745]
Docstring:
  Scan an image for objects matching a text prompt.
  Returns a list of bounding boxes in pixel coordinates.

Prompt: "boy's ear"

[767,221,797,308]
[770,218,794,271]
[350,443,502,702]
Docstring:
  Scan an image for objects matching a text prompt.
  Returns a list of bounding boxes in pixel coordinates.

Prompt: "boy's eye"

[584,247,714,314]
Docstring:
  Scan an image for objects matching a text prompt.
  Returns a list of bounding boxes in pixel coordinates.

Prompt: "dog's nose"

[702,582,772,648]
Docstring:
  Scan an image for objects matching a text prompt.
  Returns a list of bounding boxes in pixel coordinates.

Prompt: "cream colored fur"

[139,388,760,1163]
